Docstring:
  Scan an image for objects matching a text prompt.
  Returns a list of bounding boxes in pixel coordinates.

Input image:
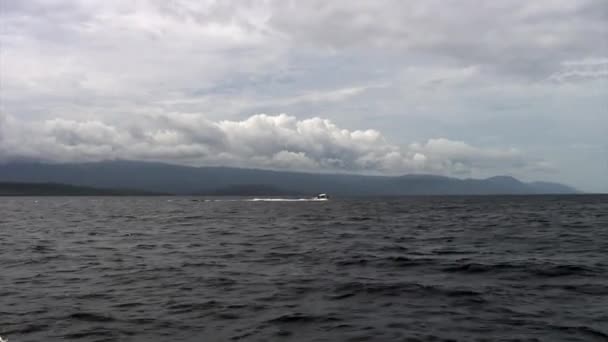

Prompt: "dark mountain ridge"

[0,181,164,196]
[0,160,579,196]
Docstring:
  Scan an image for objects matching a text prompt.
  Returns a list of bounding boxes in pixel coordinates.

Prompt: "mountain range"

[0,160,578,196]
[0,181,162,196]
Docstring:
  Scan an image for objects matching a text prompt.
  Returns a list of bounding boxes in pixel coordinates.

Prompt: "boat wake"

[248,198,328,202]
[194,198,328,202]
[193,194,329,202]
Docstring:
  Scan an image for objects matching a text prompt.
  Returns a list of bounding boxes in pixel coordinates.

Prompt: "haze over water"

[1,195,607,341]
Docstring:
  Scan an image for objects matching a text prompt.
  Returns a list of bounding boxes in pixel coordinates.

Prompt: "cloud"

[548,58,608,83]
[269,0,607,78]
[1,0,604,110]
[0,113,542,177]
[0,0,286,118]
[0,1,605,190]
[409,138,527,174]
[0,113,5,141]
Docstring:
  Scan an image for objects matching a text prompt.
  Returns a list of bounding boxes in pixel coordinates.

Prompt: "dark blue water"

[1,195,607,341]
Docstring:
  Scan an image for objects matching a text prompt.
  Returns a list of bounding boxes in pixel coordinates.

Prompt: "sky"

[0,0,607,192]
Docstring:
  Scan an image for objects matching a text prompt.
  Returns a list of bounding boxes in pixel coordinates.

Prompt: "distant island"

[0,182,165,196]
[0,160,579,196]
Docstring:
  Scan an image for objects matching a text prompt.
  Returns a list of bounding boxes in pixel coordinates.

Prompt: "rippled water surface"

[1,195,607,342]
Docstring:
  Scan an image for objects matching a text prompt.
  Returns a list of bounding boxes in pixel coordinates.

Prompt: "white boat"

[315,193,329,200]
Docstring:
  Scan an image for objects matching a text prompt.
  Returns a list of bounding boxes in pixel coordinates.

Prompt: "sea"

[1,195,607,342]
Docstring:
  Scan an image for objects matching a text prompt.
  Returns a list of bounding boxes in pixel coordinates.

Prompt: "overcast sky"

[0,0,607,191]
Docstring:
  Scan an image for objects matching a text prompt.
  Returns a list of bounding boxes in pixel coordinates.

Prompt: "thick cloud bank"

[0,113,541,177]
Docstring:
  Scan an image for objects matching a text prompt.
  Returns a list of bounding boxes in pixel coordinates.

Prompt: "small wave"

[31,244,54,253]
[135,243,157,250]
[2,323,48,335]
[335,258,369,266]
[442,262,599,277]
[348,216,373,221]
[381,256,428,267]
[329,281,482,300]
[63,329,115,339]
[180,261,226,268]
[68,312,116,322]
[268,313,341,324]
[335,255,433,268]
[442,263,512,274]
[550,325,608,339]
[533,264,597,277]
[166,301,220,314]
[112,302,142,308]
[539,283,608,295]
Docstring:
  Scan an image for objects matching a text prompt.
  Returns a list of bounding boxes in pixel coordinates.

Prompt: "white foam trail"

[248,198,328,202]
[196,198,328,202]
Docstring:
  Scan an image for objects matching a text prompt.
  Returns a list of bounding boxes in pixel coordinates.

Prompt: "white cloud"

[548,58,608,83]
[0,113,540,177]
